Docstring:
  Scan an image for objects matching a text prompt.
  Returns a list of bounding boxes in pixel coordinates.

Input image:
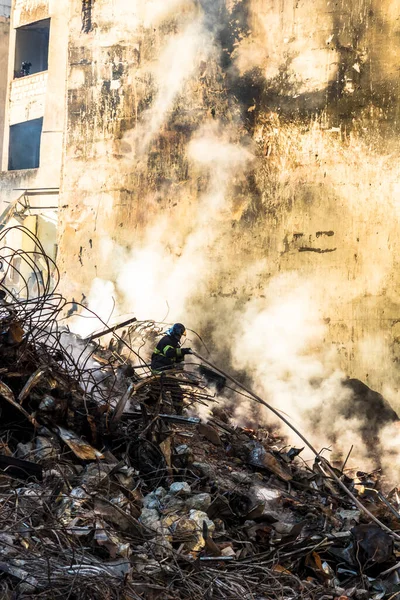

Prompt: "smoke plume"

[66,0,400,481]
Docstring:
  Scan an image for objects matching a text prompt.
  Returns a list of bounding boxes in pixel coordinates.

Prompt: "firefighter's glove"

[182,348,192,356]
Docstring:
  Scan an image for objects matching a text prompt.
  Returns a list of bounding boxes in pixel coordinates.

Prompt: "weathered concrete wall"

[0,2,10,162]
[14,0,48,27]
[58,0,400,394]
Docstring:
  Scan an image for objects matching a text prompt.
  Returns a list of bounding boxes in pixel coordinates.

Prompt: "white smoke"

[122,19,212,155]
[63,0,400,481]
[69,278,116,339]
[139,0,192,29]
[111,124,253,322]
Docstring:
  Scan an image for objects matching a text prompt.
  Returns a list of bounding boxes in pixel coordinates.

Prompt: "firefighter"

[151,323,192,373]
[149,323,192,414]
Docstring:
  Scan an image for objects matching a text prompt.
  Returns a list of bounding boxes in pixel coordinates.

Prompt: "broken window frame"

[14,18,51,79]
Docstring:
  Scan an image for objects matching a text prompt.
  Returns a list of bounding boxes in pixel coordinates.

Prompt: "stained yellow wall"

[57,0,400,393]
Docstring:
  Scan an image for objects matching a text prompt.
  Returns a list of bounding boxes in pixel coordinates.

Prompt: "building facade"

[0,0,68,284]
[1,0,400,398]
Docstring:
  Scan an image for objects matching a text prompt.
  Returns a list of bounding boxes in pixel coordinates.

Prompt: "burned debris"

[1,227,400,599]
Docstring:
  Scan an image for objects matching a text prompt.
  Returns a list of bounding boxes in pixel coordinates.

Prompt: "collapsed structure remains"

[0,227,399,599]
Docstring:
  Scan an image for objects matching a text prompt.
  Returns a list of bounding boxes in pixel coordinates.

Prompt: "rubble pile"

[1,228,400,599]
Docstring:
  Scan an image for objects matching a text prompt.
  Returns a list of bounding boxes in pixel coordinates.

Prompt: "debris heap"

[1,227,400,600]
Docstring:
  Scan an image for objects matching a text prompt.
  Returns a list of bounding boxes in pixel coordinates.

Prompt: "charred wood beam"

[0,455,43,481]
[84,316,137,342]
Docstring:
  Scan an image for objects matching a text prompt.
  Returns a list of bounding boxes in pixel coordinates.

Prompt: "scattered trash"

[352,524,394,566]
[55,425,105,461]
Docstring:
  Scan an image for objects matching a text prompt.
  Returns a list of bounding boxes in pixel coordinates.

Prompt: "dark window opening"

[14,19,50,78]
[8,118,43,171]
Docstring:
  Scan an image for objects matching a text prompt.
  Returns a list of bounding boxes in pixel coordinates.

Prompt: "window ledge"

[12,71,48,83]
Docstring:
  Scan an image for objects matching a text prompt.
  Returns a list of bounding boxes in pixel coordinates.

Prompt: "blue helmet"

[168,323,186,338]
